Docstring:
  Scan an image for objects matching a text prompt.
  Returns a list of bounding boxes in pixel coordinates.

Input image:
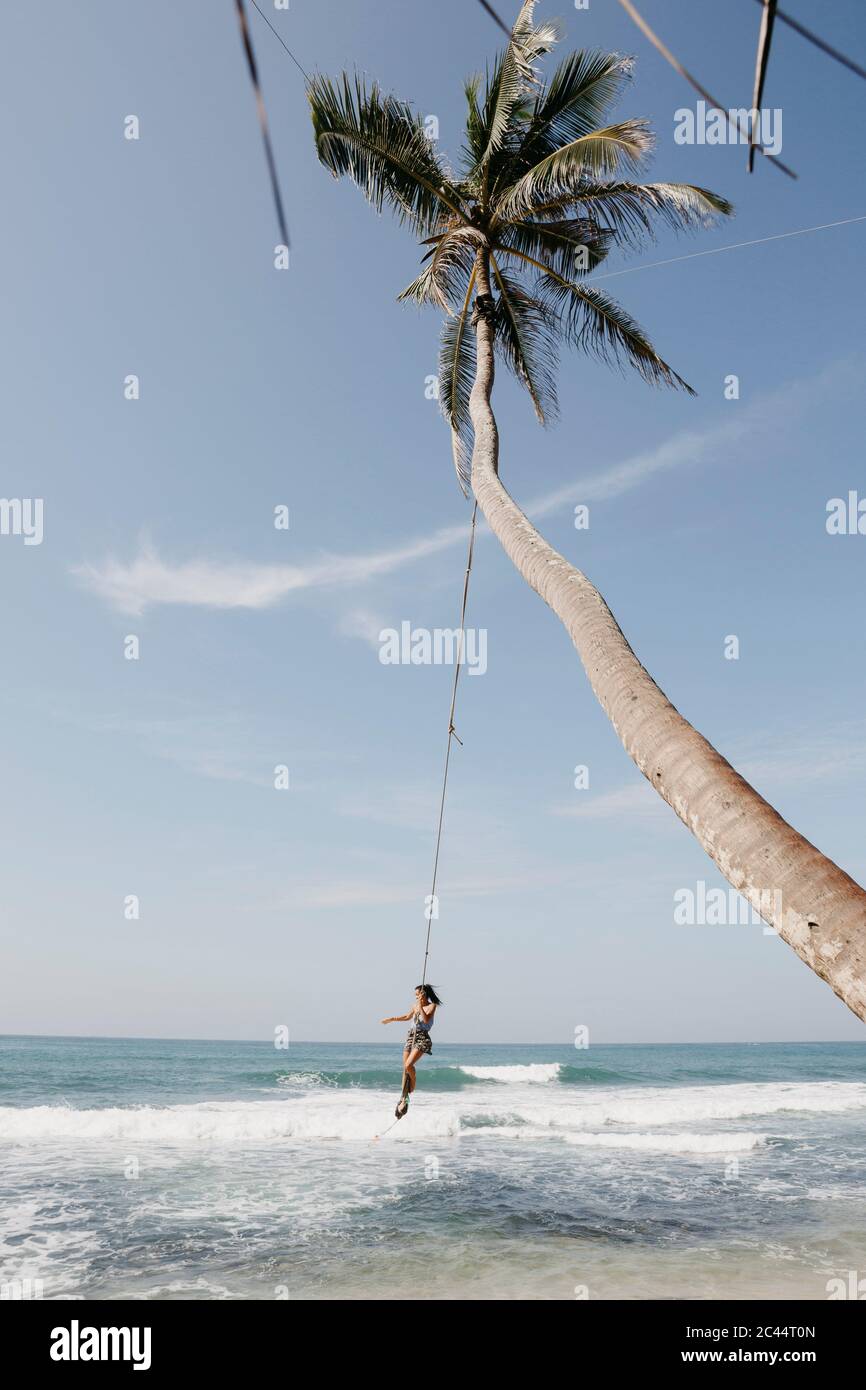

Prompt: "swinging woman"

[381,984,442,1117]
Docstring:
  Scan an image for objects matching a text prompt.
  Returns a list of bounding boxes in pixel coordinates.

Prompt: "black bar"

[9,1296,863,1372]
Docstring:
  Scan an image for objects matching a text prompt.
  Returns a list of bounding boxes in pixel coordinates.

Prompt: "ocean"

[1,1036,865,1301]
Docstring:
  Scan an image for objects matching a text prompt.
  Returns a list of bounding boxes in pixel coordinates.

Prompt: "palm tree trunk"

[468,249,866,1023]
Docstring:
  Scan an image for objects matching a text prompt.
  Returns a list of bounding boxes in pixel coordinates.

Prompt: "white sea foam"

[461,1125,766,1153]
[509,1082,866,1131]
[0,1081,861,1148]
[457,1064,562,1084]
[562,1131,767,1154]
[275,1072,338,1089]
[0,1099,460,1144]
[0,1194,102,1293]
[124,1279,236,1300]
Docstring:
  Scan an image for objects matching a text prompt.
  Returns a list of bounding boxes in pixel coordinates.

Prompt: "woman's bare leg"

[404,1047,423,1093]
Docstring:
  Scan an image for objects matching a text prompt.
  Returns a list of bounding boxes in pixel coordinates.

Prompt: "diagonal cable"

[616,0,797,178]
[234,0,291,249]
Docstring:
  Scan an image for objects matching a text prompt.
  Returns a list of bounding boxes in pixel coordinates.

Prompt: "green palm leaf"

[309,74,466,235]
[497,216,611,280]
[495,120,654,222]
[462,75,488,168]
[398,228,481,310]
[502,49,635,187]
[567,180,734,248]
[533,266,695,393]
[490,258,560,425]
[476,1,561,172]
[438,270,478,492]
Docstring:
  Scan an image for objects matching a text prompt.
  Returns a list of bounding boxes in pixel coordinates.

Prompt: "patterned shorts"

[405,1028,433,1057]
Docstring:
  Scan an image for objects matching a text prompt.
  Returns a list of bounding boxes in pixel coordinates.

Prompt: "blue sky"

[2,0,865,1043]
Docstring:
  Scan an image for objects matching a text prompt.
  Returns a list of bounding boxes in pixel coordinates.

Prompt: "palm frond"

[475,1,561,172]
[490,258,560,425]
[532,266,695,393]
[309,73,466,235]
[497,216,611,280]
[462,74,488,168]
[495,120,654,222]
[398,227,481,310]
[503,50,634,185]
[438,269,478,492]
[566,180,733,248]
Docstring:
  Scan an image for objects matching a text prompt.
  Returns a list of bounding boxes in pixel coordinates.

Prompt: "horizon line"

[1,1032,861,1047]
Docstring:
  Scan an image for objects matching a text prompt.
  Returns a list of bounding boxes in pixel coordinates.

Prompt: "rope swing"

[377,501,479,1138]
[417,499,478,993]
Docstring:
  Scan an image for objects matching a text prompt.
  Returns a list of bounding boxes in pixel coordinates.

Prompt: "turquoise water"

[1,1036,865,1300]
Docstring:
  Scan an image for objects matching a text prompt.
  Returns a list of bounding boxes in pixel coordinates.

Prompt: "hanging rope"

[377,501,479,1138]
[418,501,478,986]
[408,499,478,1061]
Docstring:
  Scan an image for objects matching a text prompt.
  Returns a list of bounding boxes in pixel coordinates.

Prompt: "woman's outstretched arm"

[381,1010,413,1024]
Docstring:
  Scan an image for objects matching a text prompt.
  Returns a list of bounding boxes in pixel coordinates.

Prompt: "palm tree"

[308,1,866,1022]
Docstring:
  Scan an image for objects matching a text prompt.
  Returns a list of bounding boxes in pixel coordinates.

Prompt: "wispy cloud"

[71,535,468,618]
[72,361,861,616]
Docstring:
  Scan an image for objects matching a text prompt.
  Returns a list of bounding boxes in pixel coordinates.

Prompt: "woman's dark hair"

[416,984,443,1006]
